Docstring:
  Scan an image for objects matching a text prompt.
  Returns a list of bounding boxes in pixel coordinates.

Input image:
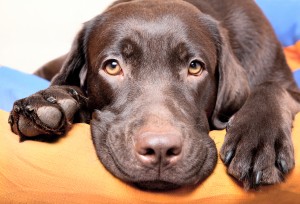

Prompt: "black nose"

[135,132,183,167]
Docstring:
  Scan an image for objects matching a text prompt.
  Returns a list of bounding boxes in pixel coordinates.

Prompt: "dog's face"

[61,0,249,190]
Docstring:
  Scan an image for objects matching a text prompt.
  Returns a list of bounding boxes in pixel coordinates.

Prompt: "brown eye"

[188,60,204,76]
[104,60,122,76]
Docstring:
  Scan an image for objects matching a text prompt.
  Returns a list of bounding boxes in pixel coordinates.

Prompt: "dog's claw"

[277,159,288,174]
[26,105,34,112]
[47,96,57,104]
[8,114,13,124]
[254,171,262,186]
[13,105,20,113]
[69,88,78,96]
[19,136,27,143]
[224,151,234,165]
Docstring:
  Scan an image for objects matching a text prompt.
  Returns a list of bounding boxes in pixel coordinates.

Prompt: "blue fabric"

[294,70,300,88]
[256,0,300,46]
[0,66,50,111]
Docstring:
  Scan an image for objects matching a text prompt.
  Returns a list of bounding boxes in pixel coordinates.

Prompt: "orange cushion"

[0,110,300,203]
[284,40,300,71]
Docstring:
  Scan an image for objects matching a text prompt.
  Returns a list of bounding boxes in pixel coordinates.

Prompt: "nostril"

[139,148,155,156]
[166,147,181,156]
[146,148,155,155]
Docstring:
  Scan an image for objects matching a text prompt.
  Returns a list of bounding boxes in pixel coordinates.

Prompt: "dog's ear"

[51,26,88,90]
[52,1,130,87]
[210,23,250,129]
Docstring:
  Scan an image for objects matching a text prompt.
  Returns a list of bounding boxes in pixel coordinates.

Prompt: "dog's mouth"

[96,137,217,191]
[133,180,181,191]
[91,109,218,191]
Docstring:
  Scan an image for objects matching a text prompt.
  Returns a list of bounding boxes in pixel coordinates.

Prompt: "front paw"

[220,116,295,189]
[9,86,87,141]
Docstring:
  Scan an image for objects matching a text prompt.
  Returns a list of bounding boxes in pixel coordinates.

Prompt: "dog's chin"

[133,181,181,191]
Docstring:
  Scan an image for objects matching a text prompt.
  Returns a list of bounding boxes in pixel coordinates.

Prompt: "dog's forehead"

[96,0,205,39]
[119,16,186,38]
[86,0,217,73]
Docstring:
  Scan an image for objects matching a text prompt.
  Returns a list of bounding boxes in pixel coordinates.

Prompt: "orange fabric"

[284,40,300,71]
[0,110,300,203]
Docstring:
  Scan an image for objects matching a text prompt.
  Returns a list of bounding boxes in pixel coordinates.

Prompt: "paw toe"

[18,115,44,137]
[57,98,79,121]
[260,167,283,185]
[37,106,62,128]
[227,155,252,181]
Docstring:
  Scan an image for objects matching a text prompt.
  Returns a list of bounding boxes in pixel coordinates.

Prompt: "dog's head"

[52,0,249,190]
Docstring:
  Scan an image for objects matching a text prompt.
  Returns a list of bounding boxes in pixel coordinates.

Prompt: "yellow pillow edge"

[0,110,300,204]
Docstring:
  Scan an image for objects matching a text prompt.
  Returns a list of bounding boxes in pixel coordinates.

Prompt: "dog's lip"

[131,153,211,191]
[133,180,181,191]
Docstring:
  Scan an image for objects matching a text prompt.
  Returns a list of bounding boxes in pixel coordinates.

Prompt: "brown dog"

[9,0,300,190]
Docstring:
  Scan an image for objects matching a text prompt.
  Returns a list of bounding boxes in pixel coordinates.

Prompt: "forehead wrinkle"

[120,16,192,73]
[88,16,189,69]
[132,15,185,35]
[117,15,188,44]
[118,15,216,70]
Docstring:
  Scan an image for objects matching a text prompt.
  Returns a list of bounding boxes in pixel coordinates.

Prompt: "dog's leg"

[9,85,89,142]
[220,82,300,189]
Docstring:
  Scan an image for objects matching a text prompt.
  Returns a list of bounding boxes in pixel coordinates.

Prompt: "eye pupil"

[110,61,118,68]
[190,62,197,68]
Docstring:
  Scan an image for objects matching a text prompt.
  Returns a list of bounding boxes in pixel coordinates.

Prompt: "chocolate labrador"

[9,0,300,190]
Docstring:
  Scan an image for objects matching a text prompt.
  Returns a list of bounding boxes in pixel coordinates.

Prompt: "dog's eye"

[104,60,122,76]
[188,60,204,76]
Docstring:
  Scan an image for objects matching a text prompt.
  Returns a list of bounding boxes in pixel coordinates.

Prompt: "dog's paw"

[9,86,87,141]
[220,115,295,189]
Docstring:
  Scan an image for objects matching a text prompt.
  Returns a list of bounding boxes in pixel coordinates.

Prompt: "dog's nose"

[135,132,183,167]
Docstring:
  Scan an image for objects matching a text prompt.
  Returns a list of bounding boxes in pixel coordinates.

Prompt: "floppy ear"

[51,1,130,87]
[211,26,250,129]
[51,26,88,91]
